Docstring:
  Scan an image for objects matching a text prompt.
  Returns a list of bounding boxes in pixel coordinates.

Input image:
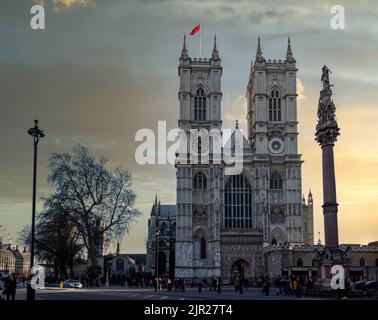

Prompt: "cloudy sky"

[0,0,377,253]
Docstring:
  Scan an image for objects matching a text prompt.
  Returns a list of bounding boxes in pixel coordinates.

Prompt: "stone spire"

[286,36,296,63]
[302,194,306,205]
[255,36,265,63]
[151,194,158,216]
[308,189,313,205]
[116,241,120,255]
[211,34,220,61]
[180,34,189,61]
[235,119,239,129]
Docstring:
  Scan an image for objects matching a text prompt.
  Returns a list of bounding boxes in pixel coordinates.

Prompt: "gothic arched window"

[297,258,303,267]
[269,89,281,122]
[171,222,176,237]
[224,174,253,229]
[194,87,206,121]
[160,222,167,237]
[200,238,206,259]
[359,258,365,267]
[193,172,207,190]
[270,171,283,190]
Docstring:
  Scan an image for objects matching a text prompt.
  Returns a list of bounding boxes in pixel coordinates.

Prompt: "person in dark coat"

[198,280,202,293]
[212,278,217,291]
[239,278,244,294]
[4,274,16,301]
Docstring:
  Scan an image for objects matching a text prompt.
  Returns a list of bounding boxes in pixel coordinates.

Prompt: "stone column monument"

[314,65,351,282]
[315,65,340,248]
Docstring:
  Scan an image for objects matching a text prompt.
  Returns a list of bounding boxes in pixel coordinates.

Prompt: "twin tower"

[175,35,313,280]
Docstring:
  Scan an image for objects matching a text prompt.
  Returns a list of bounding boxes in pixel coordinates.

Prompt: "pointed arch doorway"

[231,259,251,279]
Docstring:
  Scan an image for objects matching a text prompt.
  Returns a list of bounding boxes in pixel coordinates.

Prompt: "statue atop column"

[315,65,340,146]
[321,65,332,90]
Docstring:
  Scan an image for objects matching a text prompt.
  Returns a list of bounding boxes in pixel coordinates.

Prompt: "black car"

[353,280,367,290]
[366,280,378,290]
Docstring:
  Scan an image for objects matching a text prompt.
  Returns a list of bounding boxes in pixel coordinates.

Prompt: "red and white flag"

[189,23,201,36]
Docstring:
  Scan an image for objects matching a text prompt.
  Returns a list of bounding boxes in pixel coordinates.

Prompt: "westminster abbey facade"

[147,36,314,280]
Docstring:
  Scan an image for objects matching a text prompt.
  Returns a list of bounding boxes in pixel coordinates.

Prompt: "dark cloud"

[249,8,298,24]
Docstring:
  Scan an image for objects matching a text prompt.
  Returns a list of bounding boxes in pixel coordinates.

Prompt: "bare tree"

[17,207,83,278]
[36,201,83,278]
[47,144,141,266]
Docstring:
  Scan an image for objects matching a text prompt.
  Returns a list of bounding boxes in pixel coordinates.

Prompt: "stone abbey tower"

[174,36,314,280]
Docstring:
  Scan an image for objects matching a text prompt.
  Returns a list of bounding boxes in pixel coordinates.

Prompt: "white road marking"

[179,298,185,300]
[143,295,154,299]
[160,296,168,300]
[129,294,140,297]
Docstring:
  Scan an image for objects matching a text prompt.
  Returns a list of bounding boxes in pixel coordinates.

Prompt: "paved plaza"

[13,285,340,301]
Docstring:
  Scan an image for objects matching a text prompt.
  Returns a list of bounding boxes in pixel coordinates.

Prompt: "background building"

[103,242,146,280]
[263,242,378,282]
[0,243,30,277]
[146,197,176,278]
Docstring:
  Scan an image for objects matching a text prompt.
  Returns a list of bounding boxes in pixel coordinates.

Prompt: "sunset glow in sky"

[0,0,377,252]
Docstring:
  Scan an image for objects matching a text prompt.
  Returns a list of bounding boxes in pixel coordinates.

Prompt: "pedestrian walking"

[211,278,217,291]
[293,276,301,298]
[234,277,240,292]
[4,274,16,301]
[217,278,221,293]
[239,279,244,294]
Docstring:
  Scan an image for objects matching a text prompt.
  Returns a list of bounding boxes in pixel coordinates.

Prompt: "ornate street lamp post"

[27,120,45,269]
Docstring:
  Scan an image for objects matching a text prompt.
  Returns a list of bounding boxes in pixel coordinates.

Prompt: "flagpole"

[199,24,202,58]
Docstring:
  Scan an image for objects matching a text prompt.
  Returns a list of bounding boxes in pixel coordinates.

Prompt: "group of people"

[0,274,17,301]
[197,277,222,293]
[155,277,187,291]
[273,275,313,297]
[232,277,250,294]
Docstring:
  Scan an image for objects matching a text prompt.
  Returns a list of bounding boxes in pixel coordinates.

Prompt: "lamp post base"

[26,283,36,301]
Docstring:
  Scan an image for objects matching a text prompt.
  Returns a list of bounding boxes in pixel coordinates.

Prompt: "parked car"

[63,279,83,289]
[353,280,367,290]
[366,280,378,290]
